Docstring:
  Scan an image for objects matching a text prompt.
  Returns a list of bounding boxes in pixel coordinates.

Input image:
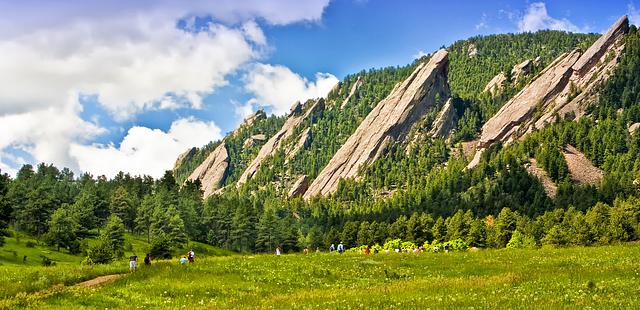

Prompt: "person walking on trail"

[180,256,188,265]
[337,242,344,254]
[144,253,151,266]
[188,249,195,263]
[329,244,335,253]
[275,246,282,255]
[129,255,138,272]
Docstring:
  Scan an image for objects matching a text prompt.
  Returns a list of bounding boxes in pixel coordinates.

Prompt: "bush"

[25,241,37,248]
[40,255,56,267]
[86,240,114,264]
[149,234,172,259]
[506,230,537,249]
[446,239,469,251]
[383,239,402,251]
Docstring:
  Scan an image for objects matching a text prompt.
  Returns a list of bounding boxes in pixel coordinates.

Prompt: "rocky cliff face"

[429,98,456,139]
[468,16,628,169]
[187,143,229,198]
[304,49,450,199]
[341,76,363,108]
[288,175,309,198]
[173,147,196,172]
[237,99,325,186]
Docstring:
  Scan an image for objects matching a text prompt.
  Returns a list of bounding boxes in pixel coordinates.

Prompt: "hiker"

[363,246,370,255]
[443,243,449,253]
[129,255,138,271]
[337,242,344,254]
[275,246,281,255]
[144,253,151,266]
[188,249,195,263]
[180,256,188,265]
[329,243,335,253]
[303,247,309,255]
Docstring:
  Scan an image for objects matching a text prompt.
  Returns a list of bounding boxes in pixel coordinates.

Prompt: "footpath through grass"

[1,243,639,309]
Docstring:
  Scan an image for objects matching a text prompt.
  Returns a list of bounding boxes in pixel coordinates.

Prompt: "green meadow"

[1,243,639,309]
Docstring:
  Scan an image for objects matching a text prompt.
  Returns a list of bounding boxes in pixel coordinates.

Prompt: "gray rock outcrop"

[243,134,267,149]
[173,147,196,171]
[511,59,533,82]
[237,99,325,186]
[304,49,450,199]
[287,127,312,161]
[429,98,457,139]
[341,76,363,108]
[288,175,309,198]
[484,72,507,95]
[187,143,229,198]
[468,16,628,169]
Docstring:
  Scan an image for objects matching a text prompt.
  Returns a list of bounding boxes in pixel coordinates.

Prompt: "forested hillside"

[2,25,640,259]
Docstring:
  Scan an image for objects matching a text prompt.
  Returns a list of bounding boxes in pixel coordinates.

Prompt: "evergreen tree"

[0,171,10,246]
[256,207,278,252]
[110,186,135,232]
[45,204,80,252]
[102,215,126,258]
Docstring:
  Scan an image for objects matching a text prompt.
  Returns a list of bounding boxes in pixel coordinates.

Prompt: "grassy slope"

[3,244,639,309]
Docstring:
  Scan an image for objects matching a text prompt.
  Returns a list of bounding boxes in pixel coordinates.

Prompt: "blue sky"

[0,0,637,178]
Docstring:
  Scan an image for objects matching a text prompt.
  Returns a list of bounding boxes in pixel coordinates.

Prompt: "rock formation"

[429,98,457,139]
[511,59,533,82]
[187,143,229,198]
[525,158,557,198]
[241,110,266,130]
[287,127,312,160]
[562,145,603,185]
[288,175,309,198]
[304,49,450,199]
[341,76,363,108]
[468,44,478,57]
[243,134,267,149]
[468,16,629,169]
[174,147,196,171]
[484,72,507,95]
[237,99,325,186]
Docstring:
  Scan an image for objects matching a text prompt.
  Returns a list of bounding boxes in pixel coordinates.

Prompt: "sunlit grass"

[1,243,638,308]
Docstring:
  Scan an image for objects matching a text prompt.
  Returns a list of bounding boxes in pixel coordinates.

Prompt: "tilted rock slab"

[341,76,363,108]
[288,175,310,198]
[468,16,628,169]
[173,147,196,172]
[187,142,229,198]
[304,49,450,199]
[237,99,325,186]
[429,98,457,139]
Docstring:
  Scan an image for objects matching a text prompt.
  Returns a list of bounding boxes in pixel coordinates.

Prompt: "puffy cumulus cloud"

[0,17,256,120]
[244,64,339,115]
[0,0,331,38]
[0,0,331,176]
[0,99,105,172]
[518,2,585,33]
[70,117,222,178]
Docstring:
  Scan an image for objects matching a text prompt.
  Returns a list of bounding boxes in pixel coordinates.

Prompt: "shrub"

[40,255,55,267]
[149,234,172,259]
[86,240,114,264]
[446,239,469,251]
[383,239,402,251]
[506,230,537,249]
[25,241,37,248]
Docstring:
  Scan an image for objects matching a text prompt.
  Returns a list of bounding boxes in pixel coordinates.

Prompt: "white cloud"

[244,64,339,115]
[70,117,222,178]
[242,20,267,45]
[0,1,331,176]
[413,50,429,59]
[476,13,489,30]
[518,2,585,33]
[630,3,640,26]
[233,99,257,120]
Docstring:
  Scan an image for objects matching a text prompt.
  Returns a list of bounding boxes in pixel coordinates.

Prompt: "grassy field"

[0,244,639,309]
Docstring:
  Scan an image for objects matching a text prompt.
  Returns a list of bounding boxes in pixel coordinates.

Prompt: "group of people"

[128,253,152,271]
[180,249,196,265]
[328,242,345,254]
[128,249,195,271]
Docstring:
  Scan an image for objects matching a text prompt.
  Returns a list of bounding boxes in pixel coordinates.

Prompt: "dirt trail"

[76,274,125,288]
